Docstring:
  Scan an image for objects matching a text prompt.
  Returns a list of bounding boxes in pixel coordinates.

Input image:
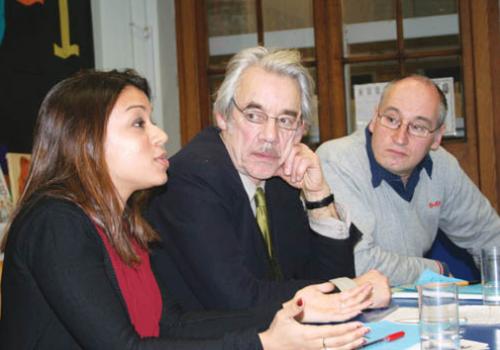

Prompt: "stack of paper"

[406,339,489,350]
[383,306,500,326]
[392,269,482,300]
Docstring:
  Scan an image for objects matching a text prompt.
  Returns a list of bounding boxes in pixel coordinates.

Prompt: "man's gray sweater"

[317,128,500,285]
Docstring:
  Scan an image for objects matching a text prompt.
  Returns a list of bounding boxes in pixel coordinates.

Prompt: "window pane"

[345,61,400,133]
[341,0,397,57]
[208,73,225,110]
[302,67,319,146]
[402,0,460,52]
[206,1,258,65]
[344,61,399,134]
[262,0,315,58]
[404,56,464,137]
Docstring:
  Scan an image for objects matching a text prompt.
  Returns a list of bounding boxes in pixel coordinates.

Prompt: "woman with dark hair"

[0,69,370,349]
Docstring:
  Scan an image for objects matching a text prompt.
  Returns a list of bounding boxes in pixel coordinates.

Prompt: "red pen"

[363,331,405,347]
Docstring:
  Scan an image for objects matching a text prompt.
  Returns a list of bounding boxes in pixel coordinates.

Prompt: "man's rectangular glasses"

[377,113,441,138]
[231,98,302,131]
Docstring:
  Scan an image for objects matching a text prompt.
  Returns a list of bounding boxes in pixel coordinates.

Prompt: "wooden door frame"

[175,0,210,145]
[469,0,500,208]
[313,0,347,141]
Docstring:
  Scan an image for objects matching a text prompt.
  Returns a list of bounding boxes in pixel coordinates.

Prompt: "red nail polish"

[296,298,303,307]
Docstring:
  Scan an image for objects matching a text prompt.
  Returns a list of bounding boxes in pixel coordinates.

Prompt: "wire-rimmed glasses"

[231,98,302,131]
[377,113,441,138]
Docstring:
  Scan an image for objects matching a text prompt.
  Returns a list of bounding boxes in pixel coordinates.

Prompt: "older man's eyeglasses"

[231,98,302,131]
[377,113,441,138]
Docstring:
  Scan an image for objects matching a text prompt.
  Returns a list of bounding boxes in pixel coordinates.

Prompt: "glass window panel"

[404,56,464,137]
[345,60,400,134]
[402,0,460,52]
[208,73,225,118]
[302,67,319,147]
[262,0,315,56]
[341,0,397,57]
[206,1,258,65]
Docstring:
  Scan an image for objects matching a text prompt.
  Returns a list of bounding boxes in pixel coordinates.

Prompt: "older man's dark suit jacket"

[148,127,360,312]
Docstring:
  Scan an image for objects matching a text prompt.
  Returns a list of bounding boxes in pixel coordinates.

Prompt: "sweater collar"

[365,127,433,202]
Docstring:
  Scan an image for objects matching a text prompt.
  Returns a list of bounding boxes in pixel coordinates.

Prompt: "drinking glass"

[419,282,460,350]
[481,246,500,305]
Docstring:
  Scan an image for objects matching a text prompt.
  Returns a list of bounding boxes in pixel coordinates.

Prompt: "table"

[391,298,500,349]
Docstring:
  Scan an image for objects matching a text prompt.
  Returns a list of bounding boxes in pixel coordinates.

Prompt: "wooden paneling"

[175,0,210,145]
[441,0,479,185]
[469,0,499,209]
[490,0,500,208]
[313,0,347,141]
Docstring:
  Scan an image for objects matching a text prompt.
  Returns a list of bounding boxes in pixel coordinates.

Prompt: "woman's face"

[104,86,169,203]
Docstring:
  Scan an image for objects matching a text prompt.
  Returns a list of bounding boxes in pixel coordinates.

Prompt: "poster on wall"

[0,165,11,249]
[0,0,94,153]
[354,77,457,136]
[0,166,11,224]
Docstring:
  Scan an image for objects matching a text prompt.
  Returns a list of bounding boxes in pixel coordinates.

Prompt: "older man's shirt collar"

[365,127,433,202]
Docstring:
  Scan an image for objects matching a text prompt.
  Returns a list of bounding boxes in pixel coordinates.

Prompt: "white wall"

[91,0,181,155]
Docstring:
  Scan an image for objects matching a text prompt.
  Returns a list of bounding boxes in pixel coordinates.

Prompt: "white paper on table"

[383,306,500,325]
[406,338,489,350]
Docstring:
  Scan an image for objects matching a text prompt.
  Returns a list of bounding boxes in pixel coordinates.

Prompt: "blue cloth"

[397,269,482,295]
[415,269,464,286]
[365,127,433,202]
[364,320,419,349]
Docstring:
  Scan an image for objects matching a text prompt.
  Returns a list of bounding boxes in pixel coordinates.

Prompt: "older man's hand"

[277,143,341,220]
[353,270,391,308]
[277,143,329,197]
[283,282,373,323]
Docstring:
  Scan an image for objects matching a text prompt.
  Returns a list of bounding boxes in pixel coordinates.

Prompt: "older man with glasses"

[317,75,500,286]
[147,46,390,321]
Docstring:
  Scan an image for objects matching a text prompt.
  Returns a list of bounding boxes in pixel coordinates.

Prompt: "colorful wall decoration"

[0,0,94,153]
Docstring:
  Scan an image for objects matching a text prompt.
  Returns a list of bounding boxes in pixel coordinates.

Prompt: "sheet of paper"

[406,339,489,350]
[383,306,500,325]
[392,269,482,300]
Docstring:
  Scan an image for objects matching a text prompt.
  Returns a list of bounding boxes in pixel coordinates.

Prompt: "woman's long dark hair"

[1,69,159,265]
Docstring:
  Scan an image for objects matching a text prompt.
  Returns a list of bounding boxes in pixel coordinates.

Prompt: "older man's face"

[368,78,445,182]
[216,66,303,184]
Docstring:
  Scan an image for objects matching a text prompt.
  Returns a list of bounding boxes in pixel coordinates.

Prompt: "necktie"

[254,187,273,257]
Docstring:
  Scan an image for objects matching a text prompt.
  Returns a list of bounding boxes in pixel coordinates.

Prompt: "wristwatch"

[304,193,334,210]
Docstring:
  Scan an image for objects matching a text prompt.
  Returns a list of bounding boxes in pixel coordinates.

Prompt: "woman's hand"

[283,282,373,323]
[259,298,369,350]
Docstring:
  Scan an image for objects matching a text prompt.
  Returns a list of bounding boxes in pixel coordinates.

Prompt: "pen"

[455,280,480,286]
[363,331,405,347]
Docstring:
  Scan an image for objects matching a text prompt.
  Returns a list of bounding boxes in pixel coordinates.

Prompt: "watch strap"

[304,193,334,210]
